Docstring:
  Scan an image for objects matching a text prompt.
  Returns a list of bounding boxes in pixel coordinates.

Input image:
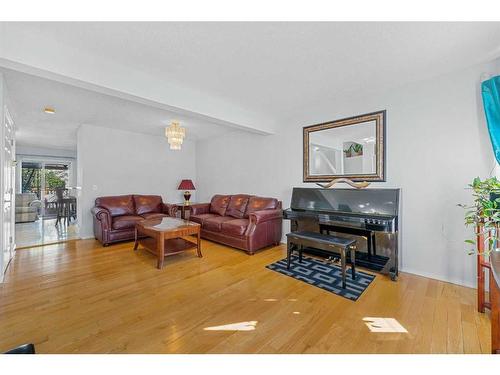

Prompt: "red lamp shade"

[178,179,195,190]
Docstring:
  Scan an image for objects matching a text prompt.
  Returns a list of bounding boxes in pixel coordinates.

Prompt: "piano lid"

[290,187,400,216]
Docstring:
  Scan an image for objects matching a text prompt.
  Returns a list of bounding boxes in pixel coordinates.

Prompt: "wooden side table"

[175,203,198,220]
[490,252,500,354]
[476,222,500,354]
[476,223,492,312]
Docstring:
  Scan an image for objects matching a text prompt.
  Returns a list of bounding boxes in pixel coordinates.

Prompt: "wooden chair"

[55,188,77,226]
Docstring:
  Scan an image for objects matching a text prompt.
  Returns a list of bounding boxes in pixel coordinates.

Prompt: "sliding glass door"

[20,160,71,218]
[16,158,78,248]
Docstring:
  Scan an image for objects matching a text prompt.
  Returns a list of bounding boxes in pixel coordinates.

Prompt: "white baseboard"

[400,267,475,289]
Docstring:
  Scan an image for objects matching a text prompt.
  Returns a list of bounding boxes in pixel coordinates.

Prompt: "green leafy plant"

[459,177,500,255]
[343,143,363,157]
[352,143,363,154]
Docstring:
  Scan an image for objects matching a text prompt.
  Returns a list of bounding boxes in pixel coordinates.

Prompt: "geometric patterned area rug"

[266,256,376,301]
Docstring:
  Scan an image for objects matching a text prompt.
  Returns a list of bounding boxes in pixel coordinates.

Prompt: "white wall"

[77,124,196,238]
[196,60,499,288]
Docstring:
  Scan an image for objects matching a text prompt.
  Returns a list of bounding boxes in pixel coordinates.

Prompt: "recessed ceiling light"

[44,107,55,114]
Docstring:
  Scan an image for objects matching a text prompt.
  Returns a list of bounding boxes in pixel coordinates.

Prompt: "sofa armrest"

[29,200,42,209]
[91,206,112,229]
[249,208,283,225]
[162,203,178,217]
[190,203,211,216]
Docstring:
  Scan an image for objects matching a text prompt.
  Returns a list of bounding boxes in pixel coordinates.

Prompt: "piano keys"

[283,187,400,280]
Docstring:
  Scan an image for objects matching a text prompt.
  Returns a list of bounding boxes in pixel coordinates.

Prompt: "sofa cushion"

[221,219,249,237]
[203,216,234,232]
[134,195,163,215]
[190,213,217,225]
[226,194,251,219]
[112,215,144,230]
[210,195,231,216]
[209,195,231,216]
[141,212,168,220]
[96,195,135,217]
[245,196,279,218]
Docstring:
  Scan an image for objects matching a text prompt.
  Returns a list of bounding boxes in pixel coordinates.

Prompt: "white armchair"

[15,193,42,223]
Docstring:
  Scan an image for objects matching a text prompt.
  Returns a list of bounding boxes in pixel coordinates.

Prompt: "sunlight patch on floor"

[363,317,408,333]
[204,321,258,331]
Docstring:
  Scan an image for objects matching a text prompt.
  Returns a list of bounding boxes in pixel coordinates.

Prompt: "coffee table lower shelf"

[134,217,202,269]
[135,236,202,269]
[139,237,198,256]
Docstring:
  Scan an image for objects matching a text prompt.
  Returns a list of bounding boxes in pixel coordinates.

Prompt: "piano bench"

[286,231,356,289]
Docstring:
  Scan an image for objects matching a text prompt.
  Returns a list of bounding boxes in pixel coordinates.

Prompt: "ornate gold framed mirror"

[303,110,386,182]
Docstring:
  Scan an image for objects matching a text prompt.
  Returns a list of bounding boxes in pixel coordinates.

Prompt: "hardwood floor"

[0,238,491,353]
[15,218,79,248]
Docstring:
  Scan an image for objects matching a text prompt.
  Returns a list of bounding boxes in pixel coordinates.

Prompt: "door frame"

[1,105,15,280]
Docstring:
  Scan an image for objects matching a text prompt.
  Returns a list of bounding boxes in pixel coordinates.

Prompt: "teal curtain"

[482,76,500,164]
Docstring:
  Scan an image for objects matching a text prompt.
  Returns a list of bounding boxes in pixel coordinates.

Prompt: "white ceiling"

[2,68,232,150]
[2,22,500,150]
[7,22,500,116]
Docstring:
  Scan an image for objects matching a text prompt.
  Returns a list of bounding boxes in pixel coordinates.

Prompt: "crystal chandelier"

[165,121,186,150]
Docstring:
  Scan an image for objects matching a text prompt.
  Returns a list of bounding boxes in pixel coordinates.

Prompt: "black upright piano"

[283,187,400,280]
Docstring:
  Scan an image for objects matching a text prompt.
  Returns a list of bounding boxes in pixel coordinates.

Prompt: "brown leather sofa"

[92,194,177,246]
[190,194,282,254]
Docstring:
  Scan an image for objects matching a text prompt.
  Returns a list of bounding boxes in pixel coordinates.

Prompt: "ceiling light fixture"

[44,107,56,114]
[165,120,186,150]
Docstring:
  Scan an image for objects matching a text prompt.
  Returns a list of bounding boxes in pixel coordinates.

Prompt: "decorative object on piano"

[178,179,196,205]
[266,256,375,301]
[459,176,500,314]
[303,110,386,182]
[315,177,370,189]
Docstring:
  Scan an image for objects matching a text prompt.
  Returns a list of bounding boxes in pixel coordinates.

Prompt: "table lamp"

[178,179,195,205]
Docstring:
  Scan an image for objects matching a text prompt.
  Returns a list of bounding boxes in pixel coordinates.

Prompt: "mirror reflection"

[309,120,376,176]
[303,110,385,182]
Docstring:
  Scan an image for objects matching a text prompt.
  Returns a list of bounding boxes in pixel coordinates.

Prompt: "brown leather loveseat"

[92,194,177,246]
[190,194,282,254]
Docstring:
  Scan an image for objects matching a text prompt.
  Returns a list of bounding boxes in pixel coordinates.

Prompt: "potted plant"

[352,143,363,156]
[460,176,500,255]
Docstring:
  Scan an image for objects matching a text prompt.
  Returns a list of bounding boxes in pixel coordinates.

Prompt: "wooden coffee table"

[134,217,202,269]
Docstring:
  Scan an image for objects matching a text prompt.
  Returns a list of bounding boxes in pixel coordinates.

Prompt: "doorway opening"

[15,158,79,248]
